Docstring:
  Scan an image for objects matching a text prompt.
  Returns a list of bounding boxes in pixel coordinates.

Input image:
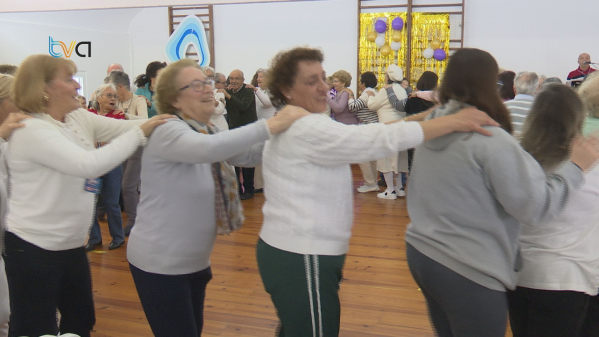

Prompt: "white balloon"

[423,48,434,59]
[379,17,388,23]
[375,36,386,47]
[390,41,402,51]
[377,33,386,39]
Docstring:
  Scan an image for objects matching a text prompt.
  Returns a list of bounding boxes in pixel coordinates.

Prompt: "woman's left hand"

[0,112,32,140]
[246,84,258,92]
[451,107,500,136]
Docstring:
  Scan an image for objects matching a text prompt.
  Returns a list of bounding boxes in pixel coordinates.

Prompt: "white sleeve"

[291,116,424,166]
[255,90,274,109]
[10,119,146,179]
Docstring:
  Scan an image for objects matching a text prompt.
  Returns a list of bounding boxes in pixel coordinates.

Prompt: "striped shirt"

[349,88,379,124]
[505,94,535,137]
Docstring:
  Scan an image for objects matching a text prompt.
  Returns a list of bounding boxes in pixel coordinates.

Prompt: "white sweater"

[517,164,599,295]
[367,84,407,123]
[255,88,276,120]
[6,109,146,251]
[210,90,229,131]
[259,113,423,255]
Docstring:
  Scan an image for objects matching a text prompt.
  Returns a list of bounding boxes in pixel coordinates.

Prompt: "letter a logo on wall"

[165,15,210,66]
[49,37,91,58]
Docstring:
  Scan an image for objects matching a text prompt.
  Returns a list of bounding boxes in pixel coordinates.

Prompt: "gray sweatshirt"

[405,100,584,291]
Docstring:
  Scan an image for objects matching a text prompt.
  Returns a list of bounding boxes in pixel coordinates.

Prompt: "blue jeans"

[129,263,212,337]
[89,165,124,244]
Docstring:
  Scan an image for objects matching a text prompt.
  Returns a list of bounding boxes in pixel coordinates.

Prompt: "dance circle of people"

[0,47,597,337]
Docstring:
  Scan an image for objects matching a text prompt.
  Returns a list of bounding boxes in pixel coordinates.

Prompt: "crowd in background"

[0,47,597,337]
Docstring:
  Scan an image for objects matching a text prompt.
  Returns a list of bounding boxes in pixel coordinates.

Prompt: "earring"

[43,95,49,101]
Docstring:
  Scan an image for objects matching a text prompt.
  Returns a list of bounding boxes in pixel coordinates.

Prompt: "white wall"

[213,0,359,92]
[0,9,140,97]
[465,0,599,81]
[2,0,598,98]
[128,7,170,83]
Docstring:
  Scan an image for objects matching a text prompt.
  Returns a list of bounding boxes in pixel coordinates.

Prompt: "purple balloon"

[392,17,404,30]
[374,20,387,34]
[433,49,446,61]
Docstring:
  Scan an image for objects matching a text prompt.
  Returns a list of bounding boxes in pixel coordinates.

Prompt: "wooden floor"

[88,165,510,336]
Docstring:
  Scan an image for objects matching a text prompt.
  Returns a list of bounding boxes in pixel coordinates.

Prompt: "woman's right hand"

[570,136,599,171]
[139,115,176,137]
[266,105,310,135]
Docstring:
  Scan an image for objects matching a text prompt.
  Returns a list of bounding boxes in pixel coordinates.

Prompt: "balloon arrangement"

[367,16,404,57]
[422,38,446,61]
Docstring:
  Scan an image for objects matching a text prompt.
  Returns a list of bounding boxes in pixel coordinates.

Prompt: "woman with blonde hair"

[327,70,358,125]
[0,74,31,337]
[508,78,599,337]
[3,54,170,337]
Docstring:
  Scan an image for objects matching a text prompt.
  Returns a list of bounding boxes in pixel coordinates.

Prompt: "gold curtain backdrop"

[359,12,408,91]
[409,13,450,86]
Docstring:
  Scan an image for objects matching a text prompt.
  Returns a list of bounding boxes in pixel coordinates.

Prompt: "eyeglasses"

[497,81,504,90]
[179,79,215,92]
[102,93,118,99]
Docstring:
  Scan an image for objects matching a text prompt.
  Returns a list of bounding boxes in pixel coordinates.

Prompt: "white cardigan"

[259,113,423,255]
[6,109,146,251]
[517,164,599,295]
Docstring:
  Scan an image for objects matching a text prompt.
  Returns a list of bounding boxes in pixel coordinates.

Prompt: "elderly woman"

[85,84,128,251]
[134,61,167,118]
[507,76,599,336]
[327,70,358,125]
[404,48,599,337]
[367,64,409,199]
[106,70,148,119]
[3,55,169,337]
[105,70,147,235]
[126,58,308,336]
[348,71,380,193]
[256,46,501,336]
[0,74,31,337]
[247,68,276,192]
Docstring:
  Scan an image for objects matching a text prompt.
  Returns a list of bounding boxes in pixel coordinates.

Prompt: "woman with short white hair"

[86,83,128,251]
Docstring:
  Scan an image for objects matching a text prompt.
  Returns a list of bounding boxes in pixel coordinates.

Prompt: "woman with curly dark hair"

[256,46,500,336]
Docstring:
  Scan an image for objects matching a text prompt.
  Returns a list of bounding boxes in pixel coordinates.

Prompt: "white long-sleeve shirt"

[259,113,423,255]
[255,88,276,120]
[518,164,599,295]
[210,90,229,131]
[6,109,146,251]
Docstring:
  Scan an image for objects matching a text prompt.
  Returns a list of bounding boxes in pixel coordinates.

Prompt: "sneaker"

[395,188,406,197]
[357,184,379,193]
[377,190,397,200]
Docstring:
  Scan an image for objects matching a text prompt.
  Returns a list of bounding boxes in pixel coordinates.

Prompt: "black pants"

[582,294,599,337]
[508,286,592,337]
[406,243,508,337]
[235,166,255,195]
[130,263,212,337]
[3,232,95,337]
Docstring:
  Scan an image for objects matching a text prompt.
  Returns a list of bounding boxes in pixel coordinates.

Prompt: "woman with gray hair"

[126,58,308,336]
[3,54,170,337]
[85,83,129,251]
[105,70,148,119]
